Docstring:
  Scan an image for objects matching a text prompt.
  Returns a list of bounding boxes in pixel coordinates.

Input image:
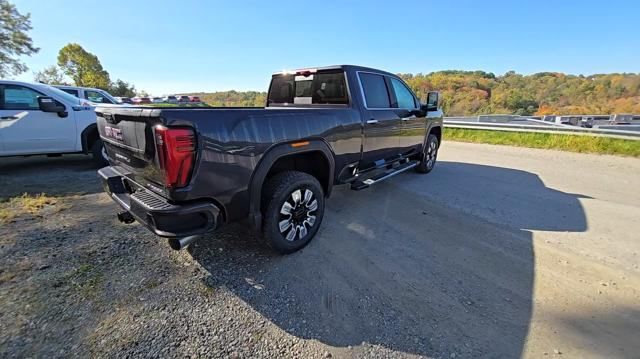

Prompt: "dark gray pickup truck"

[97,65,443,253]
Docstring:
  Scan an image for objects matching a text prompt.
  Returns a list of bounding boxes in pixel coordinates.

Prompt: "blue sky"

[12,0,640,95]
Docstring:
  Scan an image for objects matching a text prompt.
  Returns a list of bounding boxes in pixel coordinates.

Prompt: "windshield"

[43,85,82,105]
[97,90,118,104]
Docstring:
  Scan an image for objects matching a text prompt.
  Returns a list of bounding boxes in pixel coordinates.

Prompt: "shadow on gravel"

[0,155,100,199]
[190,162,588,357]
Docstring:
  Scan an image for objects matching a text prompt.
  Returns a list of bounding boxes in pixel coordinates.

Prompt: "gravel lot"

[1,143,639,358]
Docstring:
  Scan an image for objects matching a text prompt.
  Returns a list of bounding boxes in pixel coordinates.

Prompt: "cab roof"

[272,65,398,78]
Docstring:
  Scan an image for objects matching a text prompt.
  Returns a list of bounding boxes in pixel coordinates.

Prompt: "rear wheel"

[415,133,439,174]
[91,139,108,167]
[262,171,325,254]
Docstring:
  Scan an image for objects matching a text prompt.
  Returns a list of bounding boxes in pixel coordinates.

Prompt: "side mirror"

[423,91,439,112]
[38,96,67,117]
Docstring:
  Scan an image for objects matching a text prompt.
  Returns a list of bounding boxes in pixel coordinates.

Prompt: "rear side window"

[60,88,80,97]
[1,85,42,110]
[390,77,416,109]
[268,70,349,106]
[359,73,391,108]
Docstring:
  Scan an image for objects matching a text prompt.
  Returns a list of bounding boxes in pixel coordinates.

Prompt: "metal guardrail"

[443,119,640,141]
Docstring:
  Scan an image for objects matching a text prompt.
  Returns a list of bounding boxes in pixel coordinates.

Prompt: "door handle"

[401,115,417,121]
[366,119,379,124]
[0,116,19,120]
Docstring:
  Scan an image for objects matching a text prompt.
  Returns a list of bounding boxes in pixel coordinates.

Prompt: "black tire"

[261,171,325,254]
[415,133,439,174]
[91,139,108,167]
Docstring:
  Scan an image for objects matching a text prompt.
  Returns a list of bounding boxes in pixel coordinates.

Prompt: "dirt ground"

[1,142,639,358]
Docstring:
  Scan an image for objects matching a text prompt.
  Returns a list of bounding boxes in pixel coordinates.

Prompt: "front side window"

[268,70,349,106]
[2,85,42,110]
[390,77,416,109]
[85,90,113,103]
[359,73,391,108]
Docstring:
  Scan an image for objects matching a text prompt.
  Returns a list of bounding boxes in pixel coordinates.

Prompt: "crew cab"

[0,80,107,165]
[97,65,443,253]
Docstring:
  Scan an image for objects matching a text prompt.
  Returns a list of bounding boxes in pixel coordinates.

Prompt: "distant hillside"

[180,90,266,107]
[400,71,640,116]
[183,71,640,116]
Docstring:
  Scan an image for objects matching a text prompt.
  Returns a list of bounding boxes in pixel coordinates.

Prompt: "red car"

[188,96,201,103]
[132,97,151,104]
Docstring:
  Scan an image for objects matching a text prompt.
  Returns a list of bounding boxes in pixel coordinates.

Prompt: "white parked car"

[0,80,107,166]
[54,85,120,105]
[163,95,178,104]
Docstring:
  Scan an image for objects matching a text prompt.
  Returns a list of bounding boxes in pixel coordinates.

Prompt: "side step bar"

[351,160,418,191]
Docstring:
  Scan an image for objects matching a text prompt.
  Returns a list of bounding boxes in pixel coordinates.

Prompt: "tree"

[0,0,39,77]
[109,79,136,97]
[57,43,110,89]
[33,65,68,85]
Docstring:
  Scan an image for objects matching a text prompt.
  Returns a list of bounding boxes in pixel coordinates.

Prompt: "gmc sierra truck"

[97,65,443,253]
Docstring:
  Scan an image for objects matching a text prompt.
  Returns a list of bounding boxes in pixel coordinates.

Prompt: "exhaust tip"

[117,211,135,224]
[167,238,182,250]
[167,235,200,250]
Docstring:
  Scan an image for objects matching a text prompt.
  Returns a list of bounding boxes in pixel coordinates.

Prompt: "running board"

[350,160,418,191]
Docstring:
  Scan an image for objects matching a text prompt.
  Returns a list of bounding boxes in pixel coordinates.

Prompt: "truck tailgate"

[96,107,166,190]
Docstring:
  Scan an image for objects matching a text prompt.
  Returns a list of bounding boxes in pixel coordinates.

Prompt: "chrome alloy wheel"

[425,140,438,170]
[278,188,318,241]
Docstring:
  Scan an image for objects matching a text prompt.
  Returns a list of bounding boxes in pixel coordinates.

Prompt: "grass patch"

[145,102,210,108]
[444,128,640,157]
[144,278,162,289]
[59,263,105,300]
[0,193,59,223]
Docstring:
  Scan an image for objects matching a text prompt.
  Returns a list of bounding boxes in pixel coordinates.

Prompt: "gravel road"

[1,143,639,358]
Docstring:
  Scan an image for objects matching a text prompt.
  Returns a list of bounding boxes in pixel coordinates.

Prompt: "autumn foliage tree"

[33,65,67,85]
[400,71,640,116]
[57,43,111,90]
[109,79,136,97]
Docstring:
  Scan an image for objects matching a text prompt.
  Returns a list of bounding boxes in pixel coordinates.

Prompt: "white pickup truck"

[0,80,106,166]
[54,85,120,105]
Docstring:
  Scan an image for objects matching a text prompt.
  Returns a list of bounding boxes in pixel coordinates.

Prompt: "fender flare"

[248,140,335,231]
[423,123,443,151]
[80,123,99,154]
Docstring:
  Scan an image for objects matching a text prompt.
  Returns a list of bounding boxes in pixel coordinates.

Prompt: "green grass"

[0,193,60,223]
[444,128,640,157]
[57,263,105,300]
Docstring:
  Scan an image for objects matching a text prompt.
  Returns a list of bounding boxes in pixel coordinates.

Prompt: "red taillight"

[154,126,196,188]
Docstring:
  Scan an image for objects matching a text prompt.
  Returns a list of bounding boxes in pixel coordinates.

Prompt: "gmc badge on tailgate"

[104,126,123,141]
[103,112,120,124]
